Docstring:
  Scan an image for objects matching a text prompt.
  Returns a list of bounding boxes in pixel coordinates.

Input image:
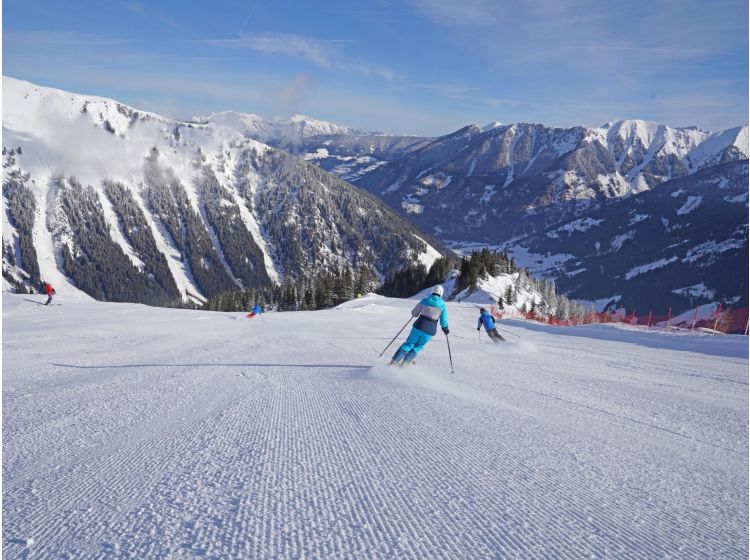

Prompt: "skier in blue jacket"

[477,307,505,342]
[391,285,449,365]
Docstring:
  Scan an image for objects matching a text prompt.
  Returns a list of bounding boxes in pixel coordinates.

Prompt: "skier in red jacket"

[44,282,56,306]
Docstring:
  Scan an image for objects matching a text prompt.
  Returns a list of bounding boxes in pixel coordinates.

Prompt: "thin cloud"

[483,97,526,108]
[268,74,319,117]
[3,30,128,48]
[409,0,500,25]
[206,34,338,68]
[203,33,395,80]
[414,83,478,99]
[122,0,185,31]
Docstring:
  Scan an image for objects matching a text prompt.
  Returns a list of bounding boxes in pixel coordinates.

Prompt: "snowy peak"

[194,111,358,146]
[594,119,748,172]
[3,76,175,139]
[287,114,355,135]
[685,125,749,168]
[603,119,667,149]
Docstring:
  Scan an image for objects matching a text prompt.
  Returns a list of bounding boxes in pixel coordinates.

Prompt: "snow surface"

[676,195,703,216]
[555,217,604,235]
[502,245,575,278]
[625,256,678,280]
[724,192,749,204]
[628,213,650,225]
[609,230,636,252]
[683,235,747,264]
[4,294,747,558]
[482,122,503,132]
[412,235,441,272]
[671,282,716,300]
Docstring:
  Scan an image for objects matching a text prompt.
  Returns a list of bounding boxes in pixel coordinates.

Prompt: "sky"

[2,0,748,136]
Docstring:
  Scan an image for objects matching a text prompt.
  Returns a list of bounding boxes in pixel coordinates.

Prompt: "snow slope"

[3,294,747,558]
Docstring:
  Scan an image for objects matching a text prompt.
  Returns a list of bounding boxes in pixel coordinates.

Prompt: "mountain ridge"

[2,76,443,304]
[215,107,747,312]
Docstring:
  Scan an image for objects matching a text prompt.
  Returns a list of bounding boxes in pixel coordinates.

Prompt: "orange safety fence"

[490,305,749,335]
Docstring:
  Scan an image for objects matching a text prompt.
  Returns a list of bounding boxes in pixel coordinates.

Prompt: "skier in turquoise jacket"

[477,307,505,342]
[391,285,449,365]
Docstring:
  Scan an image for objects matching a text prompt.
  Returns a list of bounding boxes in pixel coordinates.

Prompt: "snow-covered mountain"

[353,121,747,237]
[244,118,747,311]
[193,112,357,146]
[492,160,749,312]
[199,112,430,183]
[229,115,746,238]
[1,77,443,304]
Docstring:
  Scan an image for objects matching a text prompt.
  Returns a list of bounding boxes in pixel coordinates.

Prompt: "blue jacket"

[478,310,495,330]
[411,294,448,336]
[252,304,262,314]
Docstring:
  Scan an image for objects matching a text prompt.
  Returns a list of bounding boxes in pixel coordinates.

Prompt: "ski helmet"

[432,284,444,297]
[480,307,486,313]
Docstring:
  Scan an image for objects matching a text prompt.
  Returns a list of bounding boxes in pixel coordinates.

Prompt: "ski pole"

[478,330,482,344]
[446,334,455,374]
[495,327,521,338]
[378,317,413,357]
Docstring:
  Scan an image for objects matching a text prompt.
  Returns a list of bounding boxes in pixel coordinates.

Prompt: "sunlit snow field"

[3,293,748,558]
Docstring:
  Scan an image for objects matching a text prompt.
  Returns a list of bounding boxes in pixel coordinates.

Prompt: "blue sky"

[3,0,748,135]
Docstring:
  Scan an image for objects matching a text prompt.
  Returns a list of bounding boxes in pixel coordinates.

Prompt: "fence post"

[712,303,723,334]
[691,305,699,332]
[647,311,653,327]
[667,307,672,331]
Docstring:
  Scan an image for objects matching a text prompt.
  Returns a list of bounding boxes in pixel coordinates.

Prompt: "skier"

[477,307,505,342]
[247,303,263,319]
[391,285,449,365]
[44,282,56,306]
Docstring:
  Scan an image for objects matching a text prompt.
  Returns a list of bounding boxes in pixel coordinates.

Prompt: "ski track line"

[3,366,266,558]
[4,365,246,491]
[4,365,746,558]
[487,379,743,457]
[122,366,750,556]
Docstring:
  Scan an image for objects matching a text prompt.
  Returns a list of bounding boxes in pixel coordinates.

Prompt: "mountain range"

[208,112,748,312]
[1,77,441,305]
[3,77,747,313]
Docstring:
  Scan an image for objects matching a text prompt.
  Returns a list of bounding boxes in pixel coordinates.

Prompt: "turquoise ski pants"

[392,327,433,363]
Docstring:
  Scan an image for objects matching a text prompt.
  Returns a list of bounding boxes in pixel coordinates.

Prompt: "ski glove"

[442,327,450,335]
[477,327,481,331]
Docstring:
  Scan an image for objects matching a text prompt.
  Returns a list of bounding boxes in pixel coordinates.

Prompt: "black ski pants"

[487,328,505,342]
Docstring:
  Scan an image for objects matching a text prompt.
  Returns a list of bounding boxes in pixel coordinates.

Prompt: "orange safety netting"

[489,306,749,335]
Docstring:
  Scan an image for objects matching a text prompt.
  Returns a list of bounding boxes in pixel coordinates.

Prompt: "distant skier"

[391,285,449,365]
[44,282,56,306]
[247,303,263,319]
[477,307,504,342]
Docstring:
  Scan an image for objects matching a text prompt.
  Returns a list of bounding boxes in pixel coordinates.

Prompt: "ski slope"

[3,294,748,558]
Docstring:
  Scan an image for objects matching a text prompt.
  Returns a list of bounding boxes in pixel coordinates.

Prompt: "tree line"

[202,266,378,312]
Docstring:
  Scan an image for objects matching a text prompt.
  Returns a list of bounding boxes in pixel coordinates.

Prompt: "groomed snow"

[3,294,747,558]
